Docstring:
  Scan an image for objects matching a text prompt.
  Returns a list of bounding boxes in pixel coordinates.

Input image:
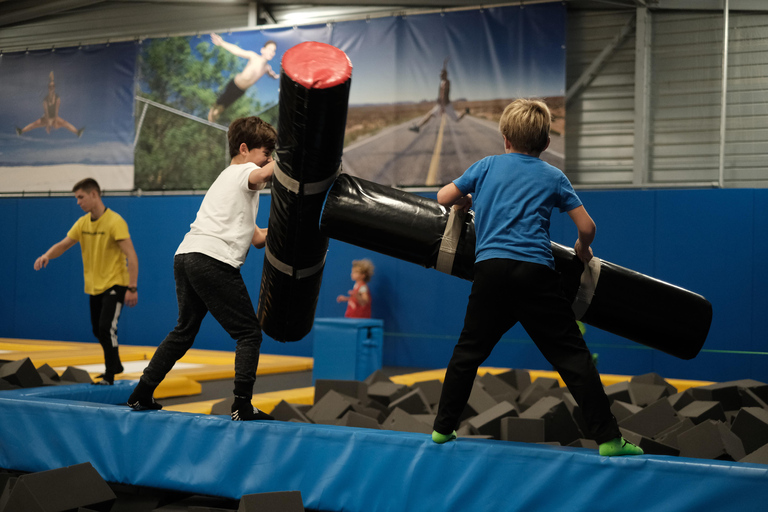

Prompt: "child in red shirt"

[337,259,374,318]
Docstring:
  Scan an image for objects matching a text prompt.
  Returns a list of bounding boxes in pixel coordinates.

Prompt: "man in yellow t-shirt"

[34,178,139,384]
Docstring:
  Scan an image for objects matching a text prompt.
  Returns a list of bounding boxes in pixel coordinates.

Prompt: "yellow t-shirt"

[67,209,130,295]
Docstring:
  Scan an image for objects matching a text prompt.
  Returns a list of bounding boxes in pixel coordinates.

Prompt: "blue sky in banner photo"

[0,43,137,166]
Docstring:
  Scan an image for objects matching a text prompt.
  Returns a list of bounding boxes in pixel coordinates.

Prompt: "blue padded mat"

[1,383,767,512]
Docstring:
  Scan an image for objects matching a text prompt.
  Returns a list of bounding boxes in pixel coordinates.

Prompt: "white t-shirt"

[176,162,266,268]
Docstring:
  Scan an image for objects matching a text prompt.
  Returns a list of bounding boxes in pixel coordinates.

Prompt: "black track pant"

[433,258,620,444]
[89,285,126,376]
[140,252,262,399]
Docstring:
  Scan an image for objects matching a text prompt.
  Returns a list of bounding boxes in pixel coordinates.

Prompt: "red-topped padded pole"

[257,42,352,342]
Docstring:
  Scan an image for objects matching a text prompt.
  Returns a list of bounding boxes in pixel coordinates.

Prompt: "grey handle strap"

[436,207,465,274]
[273,162,342,196]
[265,243,326,279]
[571,256,601,320]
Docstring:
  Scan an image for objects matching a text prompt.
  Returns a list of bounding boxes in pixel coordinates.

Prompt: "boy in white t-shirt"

[128,116,277,421]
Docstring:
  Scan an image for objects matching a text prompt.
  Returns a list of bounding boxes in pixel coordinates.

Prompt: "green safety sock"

[599,437,644,456]
[432,430,458,444]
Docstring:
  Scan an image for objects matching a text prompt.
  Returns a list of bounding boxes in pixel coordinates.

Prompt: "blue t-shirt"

[453,153,582,269]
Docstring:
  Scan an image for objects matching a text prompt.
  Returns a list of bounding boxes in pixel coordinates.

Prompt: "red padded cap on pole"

[282,41,352,89]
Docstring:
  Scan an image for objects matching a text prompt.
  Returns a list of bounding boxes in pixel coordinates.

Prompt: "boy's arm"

[267,65,279,79]
[117,238,139,307]
[252,225,268,249]
[248,160,275,189]
[437,183,472,211]
[34,236,77,270]
[567,205,596,263]
[210,33,255,60]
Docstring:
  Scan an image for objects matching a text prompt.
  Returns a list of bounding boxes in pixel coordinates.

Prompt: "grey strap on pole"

[436,207,464,274]
[571,256,601,320]
[273,162,342,196]
[265,243,327,279]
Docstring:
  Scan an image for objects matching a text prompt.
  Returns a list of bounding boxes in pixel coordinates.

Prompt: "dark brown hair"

[227,117,277,158]
[72,178,101,195]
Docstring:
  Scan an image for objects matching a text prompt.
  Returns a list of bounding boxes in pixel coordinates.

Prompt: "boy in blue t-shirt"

[431,99,642,456]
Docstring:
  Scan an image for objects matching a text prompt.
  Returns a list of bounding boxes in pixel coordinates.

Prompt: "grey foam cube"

[568,439,598,450]
[653,418,696,449]
[381,407,432,434]
[628,382,671,407]
[336,411,381,429]
[678,400,727,425]
[411,379,443,407]
[468,401,518,439]
[60,366,93,384]
[739,443,768,464]
[314,379,368,403]
[239,491,303,512]
[479,373,520,402]
[630,372,678,395]
[604,381,631,404]
[306,389,354,424]
[731,407,768,455]
[500,417,545,443]
[271,400,313,423]
[621,428,680,456]
[388,388,432,415]
[363,369,392,386]
[520,396,582,445]
[690,382,742,412]
[0,358,43,388]
[678,420,745,461]
[668,389,696,411]
[610,400,643,423]
[495,369,531,391]
[367,381,409,407]
[460,381,498,420]
[618,398,681,438]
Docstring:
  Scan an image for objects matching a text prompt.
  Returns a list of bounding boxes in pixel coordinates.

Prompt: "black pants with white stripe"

[433,258,621,444]
[139,252,263,400]
[89,285,126,376]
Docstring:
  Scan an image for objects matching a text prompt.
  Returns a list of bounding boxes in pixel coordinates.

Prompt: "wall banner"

[0,42,138,193]
[135,2,565,190]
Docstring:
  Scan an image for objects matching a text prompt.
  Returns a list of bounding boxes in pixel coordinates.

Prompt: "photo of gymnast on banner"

[0,42,138,193]
[134,2,565,190]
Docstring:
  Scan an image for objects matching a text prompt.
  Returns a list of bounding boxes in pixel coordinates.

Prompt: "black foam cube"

[731,407,768,455]
[0,462,115,512]
[678,400,727,425]
[0,358,43,388]
[60,366,93,384]
[568,439,598,450]
[314,379,368,403]
[500,417,545,443]
[271,400,313,423]
[678,420,745,461]
[468,401,518,439]
[738,388,768,410]
[381,408,432,434]
[618,398,681,438]
[520,396,581,445]
[306,390,354,424]
[389,388,432,415]
[239,491,303,512]
[690,381,742,412]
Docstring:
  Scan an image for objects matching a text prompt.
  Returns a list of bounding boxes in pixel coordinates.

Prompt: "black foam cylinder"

[320,173,712,360]
[257,42,352,342]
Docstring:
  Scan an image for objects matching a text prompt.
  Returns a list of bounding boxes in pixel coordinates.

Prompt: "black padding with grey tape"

[264,244,326,279]
[273,161,342,196]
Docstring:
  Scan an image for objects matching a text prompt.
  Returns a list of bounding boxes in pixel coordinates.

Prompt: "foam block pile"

[0,357,96,387]
[268,370,768,465]
[0,463,304,512]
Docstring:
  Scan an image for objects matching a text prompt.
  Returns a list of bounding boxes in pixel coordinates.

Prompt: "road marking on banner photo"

[426,113,447,186]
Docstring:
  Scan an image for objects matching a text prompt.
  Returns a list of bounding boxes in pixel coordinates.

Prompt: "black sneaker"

[127,398,163,411]
[231,406,274,421]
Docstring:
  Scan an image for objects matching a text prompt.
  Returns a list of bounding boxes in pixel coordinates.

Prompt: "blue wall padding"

[312,318,384,382]
[1,385,767,512]
[2,188,768,382]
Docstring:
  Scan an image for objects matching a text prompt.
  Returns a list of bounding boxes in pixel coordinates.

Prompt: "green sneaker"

[599,437,644,456]
[432,430,458,444]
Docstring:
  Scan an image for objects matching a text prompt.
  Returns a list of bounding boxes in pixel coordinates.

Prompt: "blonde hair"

[498,99,551,155]
[352,259,375,282]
